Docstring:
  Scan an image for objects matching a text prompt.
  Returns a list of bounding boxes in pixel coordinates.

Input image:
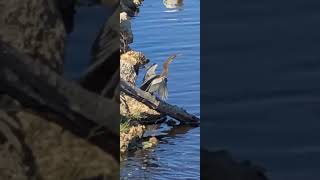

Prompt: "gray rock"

[0,0,68,74]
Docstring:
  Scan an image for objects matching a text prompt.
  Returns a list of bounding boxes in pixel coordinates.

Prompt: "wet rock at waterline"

[142,137,159,149]
[120,125,145,153]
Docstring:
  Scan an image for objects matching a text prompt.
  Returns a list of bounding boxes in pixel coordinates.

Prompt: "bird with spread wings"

[140,54,177,100]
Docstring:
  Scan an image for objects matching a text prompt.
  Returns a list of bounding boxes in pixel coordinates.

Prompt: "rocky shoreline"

[120,0,162,155]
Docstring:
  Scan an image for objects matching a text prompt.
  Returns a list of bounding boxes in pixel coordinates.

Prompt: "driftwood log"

[120,80,200,125]
[0,40,119,158]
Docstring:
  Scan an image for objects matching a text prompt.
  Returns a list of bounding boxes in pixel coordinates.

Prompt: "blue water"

[202,1,320,179]
[120,0,200,179]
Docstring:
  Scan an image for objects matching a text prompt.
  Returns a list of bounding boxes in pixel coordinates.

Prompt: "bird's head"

[167,53,182,64]
[167,54,177,64]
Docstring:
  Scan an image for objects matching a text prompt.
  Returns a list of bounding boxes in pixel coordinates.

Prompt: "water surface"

[202,1,320,179]
[120,0,200,179]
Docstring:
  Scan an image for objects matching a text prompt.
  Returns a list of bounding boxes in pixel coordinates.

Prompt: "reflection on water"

[121,0,200,179]
[163,0,184,9]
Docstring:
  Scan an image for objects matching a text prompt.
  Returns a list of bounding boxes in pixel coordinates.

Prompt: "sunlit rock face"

[120,51,148,85]
[163,0,184,9]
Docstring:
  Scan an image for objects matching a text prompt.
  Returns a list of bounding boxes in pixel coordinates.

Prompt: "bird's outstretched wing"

[140,75,168,100]
[143,63,158,83]
[140,75,157,91]
[158,78,168,100]
[146,77,162,93]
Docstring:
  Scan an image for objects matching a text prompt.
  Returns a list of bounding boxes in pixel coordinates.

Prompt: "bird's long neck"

[160,63,169,77]
[160,54,176,77]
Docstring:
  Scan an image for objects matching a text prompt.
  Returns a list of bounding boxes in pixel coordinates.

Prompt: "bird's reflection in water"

[142,124,195,143]
[163,0,184,9]
[161,124,194,137]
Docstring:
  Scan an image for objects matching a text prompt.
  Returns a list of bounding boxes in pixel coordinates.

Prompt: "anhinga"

[140,54,177,100]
